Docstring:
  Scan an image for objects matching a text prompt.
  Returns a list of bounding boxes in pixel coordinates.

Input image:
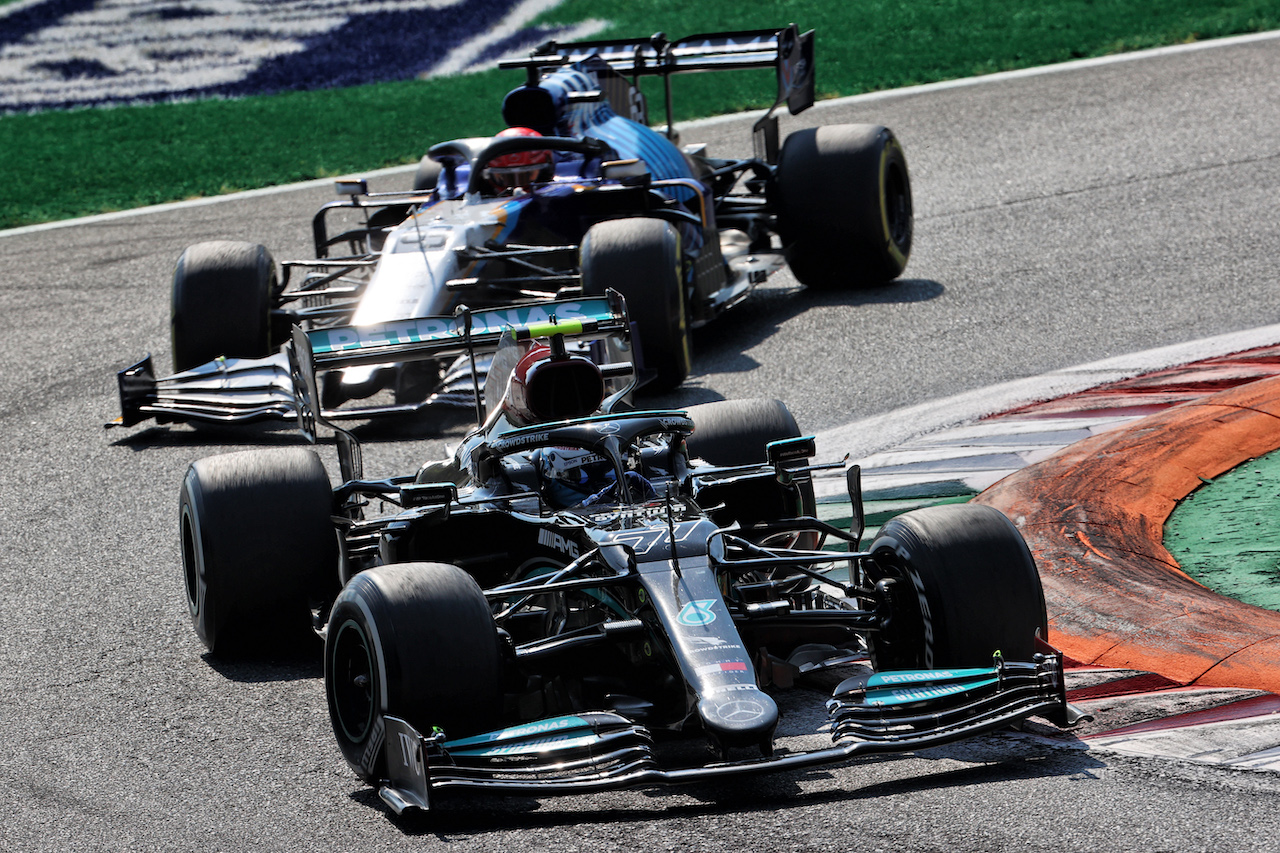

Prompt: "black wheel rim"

[330,619,375,743]
[868,548,926,670]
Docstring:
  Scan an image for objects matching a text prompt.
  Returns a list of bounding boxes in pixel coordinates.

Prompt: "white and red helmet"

[501,343,606,427]
[485,127,553,191]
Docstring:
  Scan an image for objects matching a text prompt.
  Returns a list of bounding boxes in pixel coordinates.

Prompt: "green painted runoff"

[1165,449,1280,612]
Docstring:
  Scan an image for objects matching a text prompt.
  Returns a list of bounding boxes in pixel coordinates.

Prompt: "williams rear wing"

[500,25,815,161]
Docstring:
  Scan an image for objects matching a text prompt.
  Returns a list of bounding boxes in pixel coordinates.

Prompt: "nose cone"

[697,688,778,750]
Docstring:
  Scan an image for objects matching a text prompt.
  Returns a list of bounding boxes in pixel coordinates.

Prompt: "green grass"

[3,0,1279,229]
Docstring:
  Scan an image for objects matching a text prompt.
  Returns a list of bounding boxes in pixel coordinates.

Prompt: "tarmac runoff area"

[809,327,1280,771]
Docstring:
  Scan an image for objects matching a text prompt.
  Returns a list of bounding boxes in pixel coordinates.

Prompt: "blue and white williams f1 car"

[120,26,913,428]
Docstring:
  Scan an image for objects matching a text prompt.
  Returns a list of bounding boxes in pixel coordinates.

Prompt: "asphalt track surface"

[6,34,1280,852]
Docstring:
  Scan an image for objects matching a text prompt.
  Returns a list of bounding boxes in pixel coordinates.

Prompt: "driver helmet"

[532,444,659,510]
[501,342,605,427]
[485,127,553,192]
[533,446,614,509]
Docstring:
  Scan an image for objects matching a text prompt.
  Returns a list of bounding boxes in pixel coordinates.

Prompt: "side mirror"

[334,178,368,197]
[400,481,457,511]
[766,435,817,466]
[602,158,651,186]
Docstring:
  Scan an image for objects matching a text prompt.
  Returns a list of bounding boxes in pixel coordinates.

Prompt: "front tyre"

[684,398,803,466]
[775,125,912,288]
[325,562,503,784]
[581,218,691,393]
[170,240,280,372]
[179,448,338,657]
[868,504,1047,671]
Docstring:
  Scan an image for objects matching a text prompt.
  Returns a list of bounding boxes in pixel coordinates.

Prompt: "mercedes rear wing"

[303,294,630,372]
[110,291,636,434]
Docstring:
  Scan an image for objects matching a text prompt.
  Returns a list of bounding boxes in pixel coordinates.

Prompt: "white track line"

[814,322,1280,467]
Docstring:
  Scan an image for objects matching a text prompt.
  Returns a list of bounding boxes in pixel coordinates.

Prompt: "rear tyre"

[171,241,279,372]
[867,504,1047,671]
[325,562,503,783]
[179,448,338,657]
[685,398,816,537]
[775,124,912,288]
[581,218,691,393]
[366,204,413,253]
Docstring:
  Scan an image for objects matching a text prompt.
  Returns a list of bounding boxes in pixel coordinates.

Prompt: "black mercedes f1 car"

[176,293,1083,815]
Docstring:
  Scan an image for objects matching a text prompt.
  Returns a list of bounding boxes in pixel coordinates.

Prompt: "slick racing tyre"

[867,504,1047,671]
[366,204,414,253]
[179,448,338,658]
[684,398,803,466]
[171,240,281,372]
[775,124,912,288]
[582,218,691,393]
[684,399,817,541]
[326,562,503,784]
